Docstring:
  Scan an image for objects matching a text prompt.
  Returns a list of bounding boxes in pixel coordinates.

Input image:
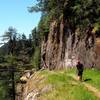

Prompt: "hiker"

[76,60,84,81]
[91,63,95,70]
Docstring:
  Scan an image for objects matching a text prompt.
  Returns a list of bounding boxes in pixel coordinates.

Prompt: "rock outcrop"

[16,70,53,100]
[41,18,100,69]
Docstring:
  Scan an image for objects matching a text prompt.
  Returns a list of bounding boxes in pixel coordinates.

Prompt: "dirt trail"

[69,74,100,99]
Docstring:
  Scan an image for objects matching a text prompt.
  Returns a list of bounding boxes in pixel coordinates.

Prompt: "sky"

[0,0,41,43]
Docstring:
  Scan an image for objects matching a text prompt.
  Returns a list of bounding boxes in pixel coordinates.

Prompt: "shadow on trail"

[84,78,92,82]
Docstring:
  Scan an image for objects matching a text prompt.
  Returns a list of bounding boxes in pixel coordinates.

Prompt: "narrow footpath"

[69,74,100,99]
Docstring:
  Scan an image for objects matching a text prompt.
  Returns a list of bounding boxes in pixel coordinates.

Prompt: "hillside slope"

[16,69,100,100]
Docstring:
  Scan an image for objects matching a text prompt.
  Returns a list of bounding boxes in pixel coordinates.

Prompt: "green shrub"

[31,47,41,70]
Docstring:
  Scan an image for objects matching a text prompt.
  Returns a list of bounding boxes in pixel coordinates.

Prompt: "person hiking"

[76,60,84,81]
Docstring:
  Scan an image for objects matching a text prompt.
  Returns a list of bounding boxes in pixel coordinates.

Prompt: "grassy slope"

[65,68,100,90]
[83,69,100,90]
[36,69,99,100]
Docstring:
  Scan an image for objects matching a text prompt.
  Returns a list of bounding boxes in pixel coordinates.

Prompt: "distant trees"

[3,27,17,41]
[32,27,40,47]
[22,33,27,40]
[2,27,18,55]
[1,26,36,66]
[30,27,41,70]
[31,47,41,70]
[2,27,18,100]
[0,26,35,99]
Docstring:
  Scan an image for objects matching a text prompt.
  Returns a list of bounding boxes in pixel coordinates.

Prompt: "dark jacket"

[76,62,84,72]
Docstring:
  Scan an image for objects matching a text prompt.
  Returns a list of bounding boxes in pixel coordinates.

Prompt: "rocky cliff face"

[41,20,65,70]
[41,18,100,69]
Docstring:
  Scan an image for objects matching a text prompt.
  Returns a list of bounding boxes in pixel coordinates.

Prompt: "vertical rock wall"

[41,19,100,69]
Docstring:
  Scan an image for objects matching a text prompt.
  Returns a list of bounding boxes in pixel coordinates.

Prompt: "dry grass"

[24,71,46,93]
